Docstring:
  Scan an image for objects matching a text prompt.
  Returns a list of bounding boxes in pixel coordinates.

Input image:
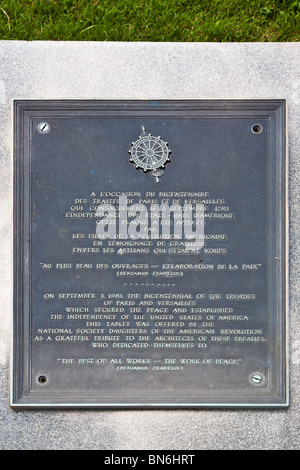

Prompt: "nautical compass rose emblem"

[128,125,171,183]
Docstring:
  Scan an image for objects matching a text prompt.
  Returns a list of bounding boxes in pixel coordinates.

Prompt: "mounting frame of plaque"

[12,100,288,408]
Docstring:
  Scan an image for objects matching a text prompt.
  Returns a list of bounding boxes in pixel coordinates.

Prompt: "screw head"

[251,373,263,384]
[38,122,50,133]
[38,375,48,384]
[251,123,263,134]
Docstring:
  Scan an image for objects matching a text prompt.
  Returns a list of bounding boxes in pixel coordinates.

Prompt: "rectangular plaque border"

[11,100,288,408]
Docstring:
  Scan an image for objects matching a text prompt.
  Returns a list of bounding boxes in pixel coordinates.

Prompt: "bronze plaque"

[12,100,288,407]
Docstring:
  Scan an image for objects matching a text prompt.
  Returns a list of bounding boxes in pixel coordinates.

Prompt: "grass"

[0,0,299,41]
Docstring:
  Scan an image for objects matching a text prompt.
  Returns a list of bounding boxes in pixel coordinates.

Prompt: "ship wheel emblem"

[128,125,171,183]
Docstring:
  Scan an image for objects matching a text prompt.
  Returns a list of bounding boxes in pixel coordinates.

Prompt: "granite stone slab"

[0,41,299,449]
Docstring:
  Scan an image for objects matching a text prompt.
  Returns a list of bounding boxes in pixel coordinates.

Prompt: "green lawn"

[0,0,299,41]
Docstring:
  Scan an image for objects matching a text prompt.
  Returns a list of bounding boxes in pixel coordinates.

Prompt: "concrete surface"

[0,41,299,450]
